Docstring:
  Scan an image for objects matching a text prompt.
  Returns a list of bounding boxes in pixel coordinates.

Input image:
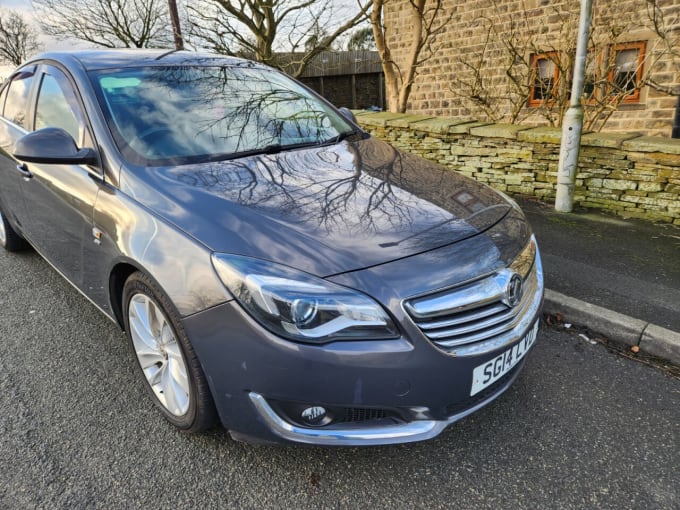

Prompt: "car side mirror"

[337,107,358,125]
[13,127,97,165]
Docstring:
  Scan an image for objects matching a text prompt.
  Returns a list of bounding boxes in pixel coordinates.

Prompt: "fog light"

[300,406,330,426]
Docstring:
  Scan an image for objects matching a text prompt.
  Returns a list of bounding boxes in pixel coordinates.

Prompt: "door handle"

[16,163,33,180]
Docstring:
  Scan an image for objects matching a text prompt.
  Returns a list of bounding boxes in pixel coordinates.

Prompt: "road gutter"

[543,288,680,366]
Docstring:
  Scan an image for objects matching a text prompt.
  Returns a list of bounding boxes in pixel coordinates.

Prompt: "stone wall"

[383,0,680,137]
[355,112,680,224]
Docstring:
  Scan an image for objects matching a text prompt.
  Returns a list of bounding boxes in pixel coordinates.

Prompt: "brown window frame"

[605,41,646,104]
[528,52,560,108]
[528,41,646,108]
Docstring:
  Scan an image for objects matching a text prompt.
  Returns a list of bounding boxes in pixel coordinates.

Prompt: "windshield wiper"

[321,129,361,146]
[206,130,366,163]
[212,141,322,162]
[262,143,283,154]
[211,130,363,162]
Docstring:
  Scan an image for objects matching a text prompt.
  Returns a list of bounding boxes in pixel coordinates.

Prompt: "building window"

[606,41,645,103]
[528,41,646,108]
[529,52,559,107]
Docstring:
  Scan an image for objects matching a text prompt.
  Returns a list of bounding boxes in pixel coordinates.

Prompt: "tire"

[123,271,216,432]
[0,207,29,252]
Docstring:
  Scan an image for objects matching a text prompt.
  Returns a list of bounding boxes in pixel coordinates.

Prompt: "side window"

[35,71,82,142]
[3,68,36,128]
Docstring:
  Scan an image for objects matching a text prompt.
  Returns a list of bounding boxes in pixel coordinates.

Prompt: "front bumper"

[246,361,525,445]
[183,237,544,445]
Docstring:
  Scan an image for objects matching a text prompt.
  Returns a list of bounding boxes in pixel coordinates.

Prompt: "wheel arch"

[109,262,139,330]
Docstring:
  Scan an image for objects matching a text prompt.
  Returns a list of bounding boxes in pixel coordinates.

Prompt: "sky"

[1,0,84,48]
[0,0,88,77]
[0,0,29,8]
[0,0,368,78]
[0,0,30,77]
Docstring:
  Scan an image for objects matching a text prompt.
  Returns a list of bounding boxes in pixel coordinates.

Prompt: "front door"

[19,64,103,292]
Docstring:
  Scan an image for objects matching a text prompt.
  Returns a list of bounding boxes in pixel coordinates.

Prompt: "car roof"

[27,49,255,72]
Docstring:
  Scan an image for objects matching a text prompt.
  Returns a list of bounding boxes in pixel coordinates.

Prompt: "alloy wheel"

[0,210,6,246]
[128,293,190,416]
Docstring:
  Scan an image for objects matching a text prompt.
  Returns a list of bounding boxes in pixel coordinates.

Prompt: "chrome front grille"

[404,237,543,356]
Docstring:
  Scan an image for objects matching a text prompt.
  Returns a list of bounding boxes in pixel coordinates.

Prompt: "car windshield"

[90,64,354,166]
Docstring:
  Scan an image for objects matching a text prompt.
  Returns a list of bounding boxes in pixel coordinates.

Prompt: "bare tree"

[446,3,570,126]
[33,0,172,48]
[371,0,452,113]
[0,10,41,66]
[188,0,370,78]
[638,0,680,97]
[449,0,680,131]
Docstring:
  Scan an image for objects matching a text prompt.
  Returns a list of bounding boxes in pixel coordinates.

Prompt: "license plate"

[470,321,539,396]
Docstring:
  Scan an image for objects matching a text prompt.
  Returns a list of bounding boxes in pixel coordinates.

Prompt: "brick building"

[383,0,680,137]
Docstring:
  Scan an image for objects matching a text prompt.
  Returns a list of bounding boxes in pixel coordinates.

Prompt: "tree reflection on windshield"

[92,63,351,166]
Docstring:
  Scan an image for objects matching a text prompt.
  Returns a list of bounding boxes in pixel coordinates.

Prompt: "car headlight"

[211,254,399,344]
[509,235,537,279]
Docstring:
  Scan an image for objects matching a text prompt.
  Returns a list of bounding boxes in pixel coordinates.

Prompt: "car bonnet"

[120,136,513,276]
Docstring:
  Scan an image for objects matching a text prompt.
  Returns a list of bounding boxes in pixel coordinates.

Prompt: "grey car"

[0,50,543,445]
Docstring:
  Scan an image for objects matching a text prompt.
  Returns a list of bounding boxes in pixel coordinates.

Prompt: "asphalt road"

[1,249,678,509]
[517,197,680,332]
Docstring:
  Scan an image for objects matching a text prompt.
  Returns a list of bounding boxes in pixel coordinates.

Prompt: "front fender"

[92,183,231,319]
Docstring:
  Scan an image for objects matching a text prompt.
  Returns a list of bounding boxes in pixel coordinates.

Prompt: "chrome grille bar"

[427,270,538,347]
[404,236,543,355]
[405,271,513,319]
[417,302,508,330]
